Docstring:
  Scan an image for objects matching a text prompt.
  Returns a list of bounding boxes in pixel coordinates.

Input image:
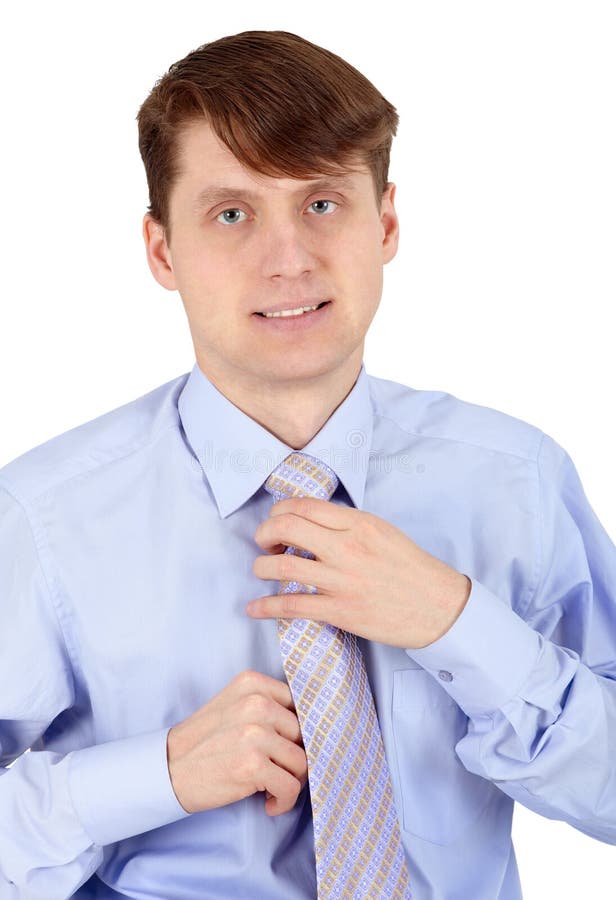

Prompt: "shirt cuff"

[405,576,543,717]
[67,726,190,846]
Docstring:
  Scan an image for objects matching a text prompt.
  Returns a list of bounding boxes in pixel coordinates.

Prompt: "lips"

[252,299,332,330]
[254,300,331,316]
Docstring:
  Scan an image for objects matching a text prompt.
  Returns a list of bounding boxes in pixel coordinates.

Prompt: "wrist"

[411,567,471,650]
[166,728,192,813]
[166,725,180,767]
[430,570,471,644]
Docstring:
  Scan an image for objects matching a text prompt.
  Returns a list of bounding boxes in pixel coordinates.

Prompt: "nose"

[259,216,318,281]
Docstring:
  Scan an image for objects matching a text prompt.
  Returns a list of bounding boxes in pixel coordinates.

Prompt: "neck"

[194,352,363,450]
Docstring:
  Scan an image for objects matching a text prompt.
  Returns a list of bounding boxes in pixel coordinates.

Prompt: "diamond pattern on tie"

[263,451,412,899]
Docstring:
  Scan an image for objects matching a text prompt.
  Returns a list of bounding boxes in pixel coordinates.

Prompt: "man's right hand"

[166,670,308,817]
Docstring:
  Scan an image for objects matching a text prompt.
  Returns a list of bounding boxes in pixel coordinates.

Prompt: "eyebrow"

[192,176,358,213]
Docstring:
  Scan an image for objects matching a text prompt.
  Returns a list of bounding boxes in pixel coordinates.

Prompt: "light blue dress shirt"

[1,361,615,899]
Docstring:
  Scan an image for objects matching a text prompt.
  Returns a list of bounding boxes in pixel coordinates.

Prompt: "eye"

[216,208,248,225]
[307,199,338,216]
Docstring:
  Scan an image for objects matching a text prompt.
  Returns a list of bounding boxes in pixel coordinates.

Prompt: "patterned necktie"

[263,451,412,899]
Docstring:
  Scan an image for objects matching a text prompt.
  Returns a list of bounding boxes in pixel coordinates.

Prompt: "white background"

[1,2,614,896]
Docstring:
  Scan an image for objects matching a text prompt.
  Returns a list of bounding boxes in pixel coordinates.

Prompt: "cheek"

[346,248,384,329]
[172,241,230,302]
[342,218,383,266]
[358,269,384,326]
[340,228,384,298]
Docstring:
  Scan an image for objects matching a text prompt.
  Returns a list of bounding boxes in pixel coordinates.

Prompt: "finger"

[271,705,303,746]
[270,496,353,531]
[241,725,306,787]
[268,731,308,784]
[231,670,296,711]
[252,550,339,594]
[264,785,308,802]
[264,736,308,814]
[262,763,299,815]
[236,693,303,745]
[246,590,341,625]
[262,759,304,817]
[254,512,334,560]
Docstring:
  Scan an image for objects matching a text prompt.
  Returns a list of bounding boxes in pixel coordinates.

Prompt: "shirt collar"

[177,361,374,518]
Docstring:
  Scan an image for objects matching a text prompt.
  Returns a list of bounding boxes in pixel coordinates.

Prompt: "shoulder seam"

[373,410,540,462]
[0,477,79,698]
[518,431,548,619]
[27,419,179,506]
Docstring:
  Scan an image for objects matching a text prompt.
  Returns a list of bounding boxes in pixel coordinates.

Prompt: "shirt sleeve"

[406,432,616,845]
[0,482,189,897]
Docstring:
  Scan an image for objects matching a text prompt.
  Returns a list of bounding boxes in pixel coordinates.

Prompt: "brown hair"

[136,30,399,243]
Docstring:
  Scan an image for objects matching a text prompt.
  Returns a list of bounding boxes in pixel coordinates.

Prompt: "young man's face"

[143,120,399,388]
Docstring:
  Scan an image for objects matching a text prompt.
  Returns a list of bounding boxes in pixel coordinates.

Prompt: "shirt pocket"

[390,667,494,846]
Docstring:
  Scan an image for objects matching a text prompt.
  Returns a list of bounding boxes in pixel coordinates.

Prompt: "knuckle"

[295,745,308,772]
[240,749,264,782]
[244,692,270,717]
[340,534,361,558]
[234,669,261,689]
[281,592,299,615]
[239,721,265,744]
[289,775,302,800]
[279,553,300,581]
[281,513,300,541]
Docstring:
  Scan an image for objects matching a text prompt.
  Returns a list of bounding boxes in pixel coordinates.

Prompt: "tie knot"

[264,451,339,503]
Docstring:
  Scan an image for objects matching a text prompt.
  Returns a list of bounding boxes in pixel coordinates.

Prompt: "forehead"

[174,120,371,201]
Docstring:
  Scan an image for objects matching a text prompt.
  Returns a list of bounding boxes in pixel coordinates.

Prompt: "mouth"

[254,300,331,318]
[252,300,332,332]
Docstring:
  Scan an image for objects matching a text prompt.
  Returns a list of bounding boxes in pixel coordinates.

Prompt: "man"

[0,29,614,900]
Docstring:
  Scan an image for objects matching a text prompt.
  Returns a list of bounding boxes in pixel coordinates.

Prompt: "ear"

[380,182,399,265]
[142,213,177,291]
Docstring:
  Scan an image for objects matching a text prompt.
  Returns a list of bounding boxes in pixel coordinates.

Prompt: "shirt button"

[438,670,453,682]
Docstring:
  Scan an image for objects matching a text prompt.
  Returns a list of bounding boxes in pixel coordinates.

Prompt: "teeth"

[262,304,320,318]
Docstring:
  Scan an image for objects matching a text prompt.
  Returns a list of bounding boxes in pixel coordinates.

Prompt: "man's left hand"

[247,497,472,650]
